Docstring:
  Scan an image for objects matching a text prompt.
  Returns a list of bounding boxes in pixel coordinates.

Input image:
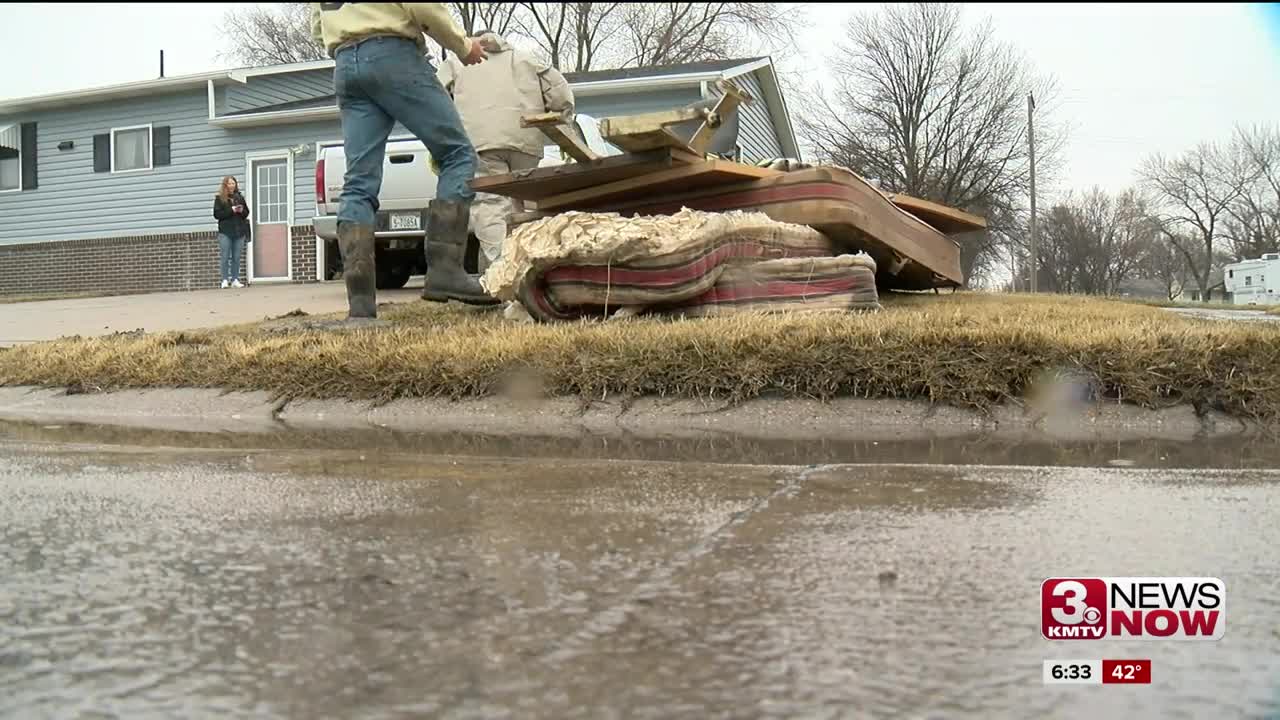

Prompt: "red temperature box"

[1102,659,1152,684]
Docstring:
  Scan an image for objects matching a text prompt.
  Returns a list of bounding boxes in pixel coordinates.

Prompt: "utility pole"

[1010,243,1018,293]
[1027,92,1038,293]
[159,50,165,79]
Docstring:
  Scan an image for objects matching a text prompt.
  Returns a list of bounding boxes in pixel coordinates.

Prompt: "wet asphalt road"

[2,426,1279,720]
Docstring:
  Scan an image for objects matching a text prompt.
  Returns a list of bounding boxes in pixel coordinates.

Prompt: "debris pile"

[481,208,880,322]
[470,80,985,322]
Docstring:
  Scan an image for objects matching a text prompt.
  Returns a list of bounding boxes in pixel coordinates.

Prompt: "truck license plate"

[390,213,420,230]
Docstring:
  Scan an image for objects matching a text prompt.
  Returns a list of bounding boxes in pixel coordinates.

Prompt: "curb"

[0,385,1263,443]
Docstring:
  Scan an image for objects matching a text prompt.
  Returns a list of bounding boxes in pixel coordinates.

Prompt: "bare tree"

[799,3,1064,285]
[1137,233,1194,301]
[620,3,800,67]
[1224,124,1280,260]
[515,2,628,72]
[219,3,526,66]
[453,2,522,36]
[218,3,325,66]
[221,2,800,74]
[1139,141,1255,302]
[1035,188,1153,296]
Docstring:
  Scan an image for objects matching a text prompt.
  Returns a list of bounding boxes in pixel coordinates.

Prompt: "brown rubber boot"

[337,221,377,318]
[422,199,500,305]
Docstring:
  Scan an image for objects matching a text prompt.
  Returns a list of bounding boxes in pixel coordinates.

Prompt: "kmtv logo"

[1041,577,1226,640]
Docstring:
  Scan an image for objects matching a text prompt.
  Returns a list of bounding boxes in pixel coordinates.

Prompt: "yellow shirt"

[309,3,470,59]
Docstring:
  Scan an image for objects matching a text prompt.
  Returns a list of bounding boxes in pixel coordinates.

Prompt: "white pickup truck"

[313,115,619,287]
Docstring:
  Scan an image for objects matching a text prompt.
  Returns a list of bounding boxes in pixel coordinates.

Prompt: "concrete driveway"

[1165,306,1280,323]
[0,281,425,347]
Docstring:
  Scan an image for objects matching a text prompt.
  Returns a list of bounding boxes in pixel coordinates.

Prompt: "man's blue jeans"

[334,36,477,227]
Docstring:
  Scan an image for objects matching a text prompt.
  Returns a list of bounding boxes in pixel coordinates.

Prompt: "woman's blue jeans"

[333,36,477,227]
[218,233,245,281]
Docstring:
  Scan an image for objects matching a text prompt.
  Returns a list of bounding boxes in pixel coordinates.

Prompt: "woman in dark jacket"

[212,176,251,288]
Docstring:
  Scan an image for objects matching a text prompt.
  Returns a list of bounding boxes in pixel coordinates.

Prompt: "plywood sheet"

[885,193,988,235]
[535,159,780,211]
[469,149,699,202]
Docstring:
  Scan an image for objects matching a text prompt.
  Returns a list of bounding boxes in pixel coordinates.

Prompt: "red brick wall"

[290,225,319,282]
[0,227,318,297]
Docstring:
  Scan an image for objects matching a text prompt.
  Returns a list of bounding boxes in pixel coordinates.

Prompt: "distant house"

[0,56,798,297]
[1115,278,1174,301]
[1223,253,1280,306]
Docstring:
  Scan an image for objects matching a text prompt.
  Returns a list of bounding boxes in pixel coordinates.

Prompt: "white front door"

[247,154,292,282]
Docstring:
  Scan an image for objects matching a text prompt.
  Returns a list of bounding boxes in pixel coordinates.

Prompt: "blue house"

[0,56,799,297]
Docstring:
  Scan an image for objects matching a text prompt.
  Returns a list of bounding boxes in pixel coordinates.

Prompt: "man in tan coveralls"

[437,31,575,271]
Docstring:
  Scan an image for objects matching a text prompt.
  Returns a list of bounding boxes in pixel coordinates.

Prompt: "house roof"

[225,95,339,117]
[562,57,766,85]
[1,55,800,158]
[0,69,239,115]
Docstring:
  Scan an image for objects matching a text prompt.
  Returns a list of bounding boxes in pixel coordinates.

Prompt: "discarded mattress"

[480,208,880,322]
[591,165,965,291]
[669,254,881,318]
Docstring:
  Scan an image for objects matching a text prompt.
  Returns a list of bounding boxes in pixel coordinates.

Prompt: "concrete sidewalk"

[0,280,425,346]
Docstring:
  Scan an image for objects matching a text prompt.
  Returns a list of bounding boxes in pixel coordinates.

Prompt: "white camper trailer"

[1223,253,1280,306]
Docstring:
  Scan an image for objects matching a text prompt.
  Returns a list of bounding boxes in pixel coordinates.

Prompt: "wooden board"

[884,193,987,235]
[469,148,700,203]
[596,80,752,157]
[522,112,598,163]
[534,158,780,211]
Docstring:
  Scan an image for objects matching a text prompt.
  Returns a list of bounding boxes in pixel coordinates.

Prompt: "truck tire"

[376,260,412,289]
[324,238,343,280]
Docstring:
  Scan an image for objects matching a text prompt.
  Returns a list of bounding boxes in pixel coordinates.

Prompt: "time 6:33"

[1051,663,1092,680]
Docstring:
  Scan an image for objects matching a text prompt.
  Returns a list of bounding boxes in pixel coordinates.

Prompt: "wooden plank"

[597,80,753,157]
[538,123,599,163]
[598,106,716,155]
[469,149,684,202]
[597,106,711,138]
[884,193,988,235]
[535,159,780,211]
[522,112,598,163]
[604,128,695,155]
[507,209,554,227]
[685,82,749,155]
[520,112,566,127]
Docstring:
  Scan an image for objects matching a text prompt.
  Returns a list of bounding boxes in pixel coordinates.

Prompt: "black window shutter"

[93,133,110,173]
[153,126,171,166]
[20,122,37,190]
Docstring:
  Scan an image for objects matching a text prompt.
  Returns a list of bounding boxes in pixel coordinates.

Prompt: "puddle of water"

[1,446,1278,719]
[1,418,1278,470]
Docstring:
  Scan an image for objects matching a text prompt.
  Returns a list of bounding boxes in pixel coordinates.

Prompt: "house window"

[1228,269,1234,278]
[111,124,152,173]
[1245,276,1252,286]
[0,148,17,192]
[0,124,20,192]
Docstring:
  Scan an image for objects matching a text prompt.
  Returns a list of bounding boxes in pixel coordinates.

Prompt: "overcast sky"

[3,2,1278,202]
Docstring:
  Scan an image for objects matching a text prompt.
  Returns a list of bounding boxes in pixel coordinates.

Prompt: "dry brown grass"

[3,291,1279,421]
[1268,305,1280,316]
